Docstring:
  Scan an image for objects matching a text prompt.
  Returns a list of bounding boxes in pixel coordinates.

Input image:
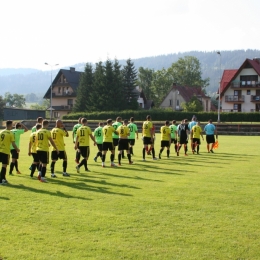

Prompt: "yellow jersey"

[117,125,129,138]
[29,132,37,153]
[142,121,153,137]
[0,129,15,155]
[192,125,203,139]
[76,126,92,146]
[160,126,171,141]
[103,125,116,142]
[51,128,67,151]
[36,128,51,152]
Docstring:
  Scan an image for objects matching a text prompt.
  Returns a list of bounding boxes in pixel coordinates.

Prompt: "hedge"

[63,109,260,122]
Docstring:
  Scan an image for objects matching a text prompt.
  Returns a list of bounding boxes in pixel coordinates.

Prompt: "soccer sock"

[130,147,133,155]
[159,148,163,154]
[110,154,115,162]
[76,151,80,161]
[98,151,102,158]
[31,164,37,177]
[118,154,121,164]
[102,154,106,162]
[143,148,146,159]
[83,159,87,170]
[167,149,170,157]
[63,161,67,172]
[1,167,6,180]
[15,161,18,171]
[78,159,84,168]
[41,166,46,177]
[51,161,55,173]
[127,153,131,162]
[178,145,182,152]
[9,162,15,174]
[152,148,155,158]
[197,145,200,152]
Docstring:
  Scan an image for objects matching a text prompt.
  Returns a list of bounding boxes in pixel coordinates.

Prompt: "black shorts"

[192,138,201,145]
[179,137,188,145]
[128,139,135,146]
[97,144,103,152]
[102,142,114,151]
[51,150,67,160]
[37,151,49,164]
[171,138,177,144]
[118,139,129,151]
[143,137,153,145]
[113,138,119,146]
[0,152,10,165]
[11,149,19,159]
[31,153,40,163]
[161,140,170,147]
[79,146,90,158]
[206,135,215,144]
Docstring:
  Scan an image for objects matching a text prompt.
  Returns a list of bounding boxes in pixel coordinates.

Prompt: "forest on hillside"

[0,49,260,97]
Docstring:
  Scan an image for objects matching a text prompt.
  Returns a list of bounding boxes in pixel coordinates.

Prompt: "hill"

[1,49,260,96]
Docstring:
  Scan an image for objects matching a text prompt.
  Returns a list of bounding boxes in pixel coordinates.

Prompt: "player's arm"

[28,141,32,156]
[90,134,97,145]
[21,122,28,132]
[11,141,20,153]
[190,129,193,140]
[62,123,69,137]
[74,135,79,150]
[200,130,204,141]
[135,129,138,139]
[72,127,76,143]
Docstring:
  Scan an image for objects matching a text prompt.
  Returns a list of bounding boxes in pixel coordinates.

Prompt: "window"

[54,112,59,118]
[68,99,73,105]
[176,100,179,106]
[58,87,61,93]
[247,90,251,95]
[169,99,172,106]
[64,77,67,83]
[234,90,238,96]
[233,104,238,110]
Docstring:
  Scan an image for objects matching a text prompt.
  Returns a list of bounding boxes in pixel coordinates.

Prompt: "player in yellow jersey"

[190,121,204,154]
[50,120,70,177]
[0,120,20,184]
[159,121,171,159]
[28,123,42,178]
[74,118,96,172]
[101,119,118,167]
[36,120,59,182]
[117,119,133,166]
[142,115,157,161]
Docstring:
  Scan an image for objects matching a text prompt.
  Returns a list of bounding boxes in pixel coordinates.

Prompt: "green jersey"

[31,126,37,133]
[169,124,177,139]
[112,122,122,139]
[127,123,138,139]
[94,126,103,144]
[10,129,25,149]
[73,123,82,142]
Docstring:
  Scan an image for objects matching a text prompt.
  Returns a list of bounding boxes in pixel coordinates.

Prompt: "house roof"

[43,68,82,98]
[219,58,260,97]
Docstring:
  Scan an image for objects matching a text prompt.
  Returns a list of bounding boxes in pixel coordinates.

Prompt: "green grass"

[1,133,260,260]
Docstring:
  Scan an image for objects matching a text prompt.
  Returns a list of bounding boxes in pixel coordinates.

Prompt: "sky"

[1,0,260,70]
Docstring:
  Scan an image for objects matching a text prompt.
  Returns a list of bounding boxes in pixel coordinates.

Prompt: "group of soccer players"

[0,115,217,184]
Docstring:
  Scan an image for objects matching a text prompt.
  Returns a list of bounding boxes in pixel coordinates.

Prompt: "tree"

[73,63,93,112]
[137,67,154,100]
[4,92,26,108]
[167,56,209,90]
[181,96,204,112]
[122,59,139,110]
[0,95,5,120]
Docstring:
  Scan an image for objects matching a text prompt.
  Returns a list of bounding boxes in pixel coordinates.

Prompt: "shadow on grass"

[0,196,10,200]
[6,183,92,200]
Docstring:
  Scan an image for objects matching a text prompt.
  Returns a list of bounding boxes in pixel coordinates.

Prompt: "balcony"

[222,109,241,112]
[225,95,244,102]
[231,80,260,88]
[251,95,260,102]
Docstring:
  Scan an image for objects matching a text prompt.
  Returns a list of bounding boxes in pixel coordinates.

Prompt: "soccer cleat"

[2,179,8,184]
[85,168,90,172]
[197,152,200,155]
[129,161,134,164]
[63,172,70,177]
[210,149,214,153]
[51,174,57,178]
[16,171,21,174]
[184,154,188,156]
[40,177,47,183]
[76,166,80,173]
[9,173,14,176]
[192,150,195,154]
[159,153,161,159]
[94,157,97,162]
[167,156,170,159]
[118,163,121,166]
[102,162,105,167]
[177,151,179,156]
[153,157,158,160]
[111,162,117,167]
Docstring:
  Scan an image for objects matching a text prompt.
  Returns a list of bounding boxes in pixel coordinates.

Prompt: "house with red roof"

[160,83,212,111]
[219,58,260,112]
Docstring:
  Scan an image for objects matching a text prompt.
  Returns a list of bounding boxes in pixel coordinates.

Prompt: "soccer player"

[9,122,28,175]
[112,117,123,158]
[36,120,59,182]
[117,119,133,166]
[74,118,96,172]
[28,123,42,178]
[159,121,171,159]
[188,116,197,150]
[72,117,82,164]
[93,122,103,162]
[204,119,217,153]
[101,119,118,167]
[176,119,189,156]
[142,115,157,161]
[190,121,204,154]
[50,120,70,177]
[0,120,20,184]
[31,117,44,133]
[127,117,138,156]
[169,120,178,153]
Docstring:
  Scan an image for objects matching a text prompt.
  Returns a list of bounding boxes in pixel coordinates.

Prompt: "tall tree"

[4,92,26,108]
[122,59,138,110]
[137,67,154,100]
[0,95,5,120]
[73,63,93,112]
[181,96,204,112]
[167,56,209,89]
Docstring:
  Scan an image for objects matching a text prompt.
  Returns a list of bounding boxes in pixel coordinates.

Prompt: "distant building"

[220,58,260,112]
[4,107,45,121]
[160,84,212,111]
[135,86,154,109]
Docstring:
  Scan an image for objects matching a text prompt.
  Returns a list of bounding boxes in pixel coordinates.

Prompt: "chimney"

[70,67,75,72]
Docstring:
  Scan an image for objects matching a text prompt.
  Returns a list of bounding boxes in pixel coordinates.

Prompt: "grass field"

[1,132,260,260]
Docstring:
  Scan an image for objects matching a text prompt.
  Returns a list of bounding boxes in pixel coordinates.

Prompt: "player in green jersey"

[93,122,103,162]
[72,117,82,164]
[31,117,43,133]
[127,117,138,156]
[169,120,178,153]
